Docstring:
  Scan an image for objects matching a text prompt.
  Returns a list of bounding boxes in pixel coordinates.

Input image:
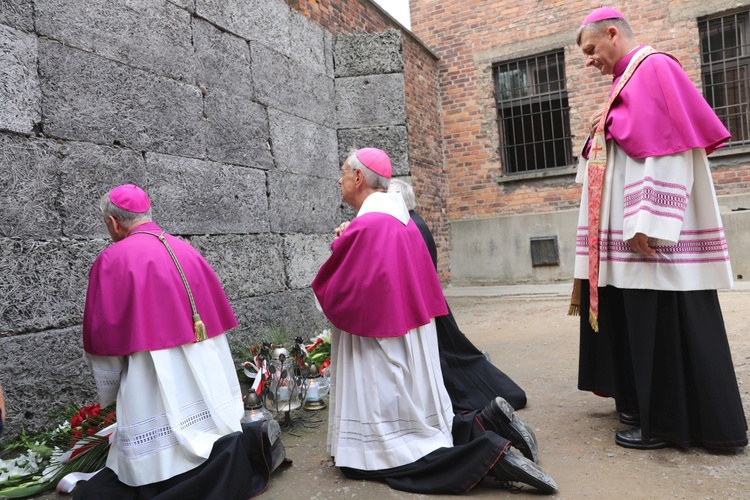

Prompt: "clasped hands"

[333,221,350,241]
[628,232,656,256]
[588,109,603,139]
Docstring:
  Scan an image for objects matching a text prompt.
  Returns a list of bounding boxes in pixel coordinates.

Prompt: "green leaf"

[0,481,55,498]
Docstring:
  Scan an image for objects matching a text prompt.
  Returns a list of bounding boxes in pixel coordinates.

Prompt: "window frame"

[699,8,750,148]
[492,49,574,177]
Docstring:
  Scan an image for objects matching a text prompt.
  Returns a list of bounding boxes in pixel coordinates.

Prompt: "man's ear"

[109,215,120,231]
[109,215,128,239]
[353,169,364,187]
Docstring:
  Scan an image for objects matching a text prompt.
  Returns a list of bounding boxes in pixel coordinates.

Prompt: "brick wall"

[410,0,750,222]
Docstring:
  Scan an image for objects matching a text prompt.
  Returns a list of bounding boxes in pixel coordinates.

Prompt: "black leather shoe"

[615,427,671,450]
[481,396,538,463]
[619,412,640,426]
[491,451,557,494]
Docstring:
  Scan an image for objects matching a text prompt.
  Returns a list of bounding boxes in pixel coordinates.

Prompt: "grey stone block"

[0,25,41,134]
[324,31,335,79]
[0,0,33,32]
[268,171,344,234]
[35,0,195,82]
[337,126,409,176]
[0,238,107,334]
[228,289,329,347]
[252,42,336,127]
[189,234,287,301]
[205,91,273,169]
[0,134,60,238]
[268,109,338,177]
[336,73,406,129]
[193,18,254,101]
[334,30,403,78]
[0,327,97,439]
[58,142,147,238]
[284,233,333,290]
[39,40,206,157]
[289,10,327,74]
[197,0,291,56]
[145,153,270,235]
[168,0,194,11]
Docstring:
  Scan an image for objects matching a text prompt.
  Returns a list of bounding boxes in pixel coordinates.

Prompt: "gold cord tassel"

[567,278,581,316]
[193,314,207,342]
[132,230,211,343]
[588,309,599,333]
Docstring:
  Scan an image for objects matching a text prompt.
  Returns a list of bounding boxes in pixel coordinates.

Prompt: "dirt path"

[266,291,750,499]
[32,290,750,499]
[440,291,750,499]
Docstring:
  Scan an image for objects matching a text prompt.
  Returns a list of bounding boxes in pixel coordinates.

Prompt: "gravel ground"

[28,288,750,499]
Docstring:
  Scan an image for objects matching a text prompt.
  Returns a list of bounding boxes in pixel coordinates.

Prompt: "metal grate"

[530,236,560,267]
[699,9,750,146]
[493,50,573,174]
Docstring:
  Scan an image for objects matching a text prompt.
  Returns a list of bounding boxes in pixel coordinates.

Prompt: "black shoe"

[481,396,538,463]
[262,418,287,472]
[615,427,671,450]
[619,412,640,426]
[491,451,557,494]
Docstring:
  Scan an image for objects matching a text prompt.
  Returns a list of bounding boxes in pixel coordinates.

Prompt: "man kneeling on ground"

[75,184,285,500]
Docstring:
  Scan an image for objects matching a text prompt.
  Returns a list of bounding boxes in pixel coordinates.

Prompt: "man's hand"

[589,109,603,138]
[333,221,350,241]
[627,232,656,256]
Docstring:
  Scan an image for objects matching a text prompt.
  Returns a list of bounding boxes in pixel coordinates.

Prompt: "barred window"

[493,50,573,175]
[699,9,750,146]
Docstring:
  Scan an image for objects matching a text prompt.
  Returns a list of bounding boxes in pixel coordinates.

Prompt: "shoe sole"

[485,397,539,463]
[493,451,558,494]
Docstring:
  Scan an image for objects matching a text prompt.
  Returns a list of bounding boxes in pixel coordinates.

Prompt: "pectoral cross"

[591,139,603,160]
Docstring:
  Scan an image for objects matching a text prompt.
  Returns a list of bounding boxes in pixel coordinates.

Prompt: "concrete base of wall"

[449,193,750,286]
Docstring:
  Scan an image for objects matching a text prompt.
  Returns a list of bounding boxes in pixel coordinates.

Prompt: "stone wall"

[0,0,423,438]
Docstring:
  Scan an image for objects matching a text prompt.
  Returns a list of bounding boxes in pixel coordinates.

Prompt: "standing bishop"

[572,7,747,450]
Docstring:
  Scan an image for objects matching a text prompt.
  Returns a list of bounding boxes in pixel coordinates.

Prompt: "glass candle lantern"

[265,348,302,413]
[241,390,274,423]
[302,363,330,410]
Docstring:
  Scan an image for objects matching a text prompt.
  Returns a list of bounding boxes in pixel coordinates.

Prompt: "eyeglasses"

[339,167,356,179]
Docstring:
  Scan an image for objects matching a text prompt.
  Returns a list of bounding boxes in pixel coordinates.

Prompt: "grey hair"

[576,17,634,46]
[387,178,416,210]
[99,192,152,229]
[346,150,391,191]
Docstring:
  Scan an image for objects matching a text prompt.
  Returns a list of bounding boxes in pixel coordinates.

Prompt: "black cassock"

[73,421,287,500]
[578,280,747,449]
[410,210,527,411]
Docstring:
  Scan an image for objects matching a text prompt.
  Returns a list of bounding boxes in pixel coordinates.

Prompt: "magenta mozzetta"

[82,221,238,356]
[586,48,731,159]
[312,208,447,338]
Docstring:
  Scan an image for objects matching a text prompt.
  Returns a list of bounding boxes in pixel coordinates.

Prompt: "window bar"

[723,16,730,139]
[517,59,529,173]
[553,53,562,168]
[539,54,549,171]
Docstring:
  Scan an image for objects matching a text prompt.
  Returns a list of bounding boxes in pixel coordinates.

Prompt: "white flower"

[0,448,49,486]
[310,328,331,343]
